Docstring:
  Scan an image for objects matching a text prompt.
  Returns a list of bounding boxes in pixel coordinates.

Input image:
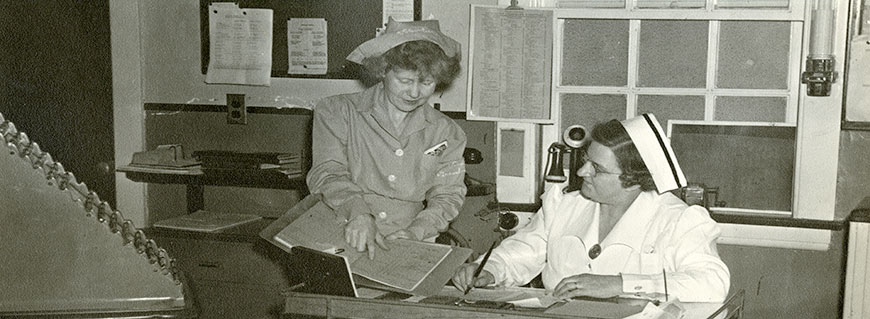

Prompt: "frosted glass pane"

[670,124,794,211]
[716,0,790,9]
[715,96,787,122]
[717,21,790,89]
[638,20,708,88]
[560,94,626,134]
[557,0,624,8]
[637,95,706,128]
[562,19,629,86]
[637,0,704,8]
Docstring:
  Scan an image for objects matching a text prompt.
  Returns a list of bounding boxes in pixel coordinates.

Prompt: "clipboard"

[287,246,358,298]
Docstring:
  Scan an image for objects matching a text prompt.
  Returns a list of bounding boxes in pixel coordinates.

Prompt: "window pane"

[562,19,629,86]
[715,96,787,122]
[637,0,704,8]
[560,93,626,133]
[670,124,794,211]
[557,0,624,8]
[716,0,790,9]
[637,95,706,128]
[638,20,708,88]
[717,21,790,89]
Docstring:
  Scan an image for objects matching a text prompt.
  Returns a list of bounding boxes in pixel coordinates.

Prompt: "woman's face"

[578,142,628,204]
[382,67,437,113]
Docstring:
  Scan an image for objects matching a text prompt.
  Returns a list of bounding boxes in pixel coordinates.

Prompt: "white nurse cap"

[619,114,687,193]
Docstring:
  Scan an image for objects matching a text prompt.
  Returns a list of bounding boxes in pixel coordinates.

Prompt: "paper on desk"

[545,299,644,319]
[623,299,685,319]
[206,4,273,86]
[351,239,452,291]
[435,285,549,303]
[508,294,563,308]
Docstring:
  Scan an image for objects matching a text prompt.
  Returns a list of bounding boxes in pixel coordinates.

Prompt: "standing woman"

[305,18,467,259]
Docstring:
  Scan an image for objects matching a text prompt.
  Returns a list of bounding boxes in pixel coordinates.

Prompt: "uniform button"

[395,149,404,156]
[378,211,387,219]
[388,175,396,182]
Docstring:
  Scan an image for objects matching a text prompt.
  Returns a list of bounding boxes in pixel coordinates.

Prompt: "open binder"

[260,194,472,296]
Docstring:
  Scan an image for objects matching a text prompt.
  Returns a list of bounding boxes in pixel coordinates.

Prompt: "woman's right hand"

[344,214,387,260]
[451,262,495,292]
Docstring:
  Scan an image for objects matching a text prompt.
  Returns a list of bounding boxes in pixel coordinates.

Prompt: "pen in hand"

[465,241,498,295]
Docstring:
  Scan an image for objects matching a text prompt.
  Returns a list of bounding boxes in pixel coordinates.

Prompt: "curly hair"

[359,40,461,91]
[590,120,657,192]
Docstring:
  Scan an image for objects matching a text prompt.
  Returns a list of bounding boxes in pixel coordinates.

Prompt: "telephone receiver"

[545,125,589,191]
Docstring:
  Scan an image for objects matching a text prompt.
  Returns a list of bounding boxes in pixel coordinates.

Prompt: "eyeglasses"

[580,153,622,177]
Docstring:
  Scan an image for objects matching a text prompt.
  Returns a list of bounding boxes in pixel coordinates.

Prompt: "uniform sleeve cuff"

[337,197,371,222]
[621,273,662,295]
[405,223,430,241]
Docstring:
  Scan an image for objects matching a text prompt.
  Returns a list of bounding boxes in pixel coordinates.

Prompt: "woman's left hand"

[385,229,419,241]
[552,274,623,300]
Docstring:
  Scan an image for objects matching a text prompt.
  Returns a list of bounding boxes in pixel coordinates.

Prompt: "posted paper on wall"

[468,6,553,122]
[383,0,414,24]
[205,4,273,86]
[287,18,328,75]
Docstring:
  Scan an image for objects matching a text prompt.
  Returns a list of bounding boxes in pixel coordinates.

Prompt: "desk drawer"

[192,279,284,319]
[155,237,290,288]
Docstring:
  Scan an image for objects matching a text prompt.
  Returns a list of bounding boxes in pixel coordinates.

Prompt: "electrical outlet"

[227,94,246,125]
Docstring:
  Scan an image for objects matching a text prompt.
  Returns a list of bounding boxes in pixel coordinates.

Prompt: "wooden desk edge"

[283,290,742,319]
[283,292,582,319]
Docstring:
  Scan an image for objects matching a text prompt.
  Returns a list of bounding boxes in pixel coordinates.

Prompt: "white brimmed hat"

[346,17,460,64]
[619,114,687,193]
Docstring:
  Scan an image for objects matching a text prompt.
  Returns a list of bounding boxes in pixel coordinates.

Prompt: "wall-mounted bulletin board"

[199,0,421,79]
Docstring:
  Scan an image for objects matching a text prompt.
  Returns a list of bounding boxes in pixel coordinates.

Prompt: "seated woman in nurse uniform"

[452,113,730,303]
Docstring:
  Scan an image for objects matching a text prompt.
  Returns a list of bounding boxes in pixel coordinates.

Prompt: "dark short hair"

[360,40,461,90]
[590,120,656,192]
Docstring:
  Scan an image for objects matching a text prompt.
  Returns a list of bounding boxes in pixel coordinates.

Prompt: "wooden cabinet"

[146,219,292,319]
[124,170,306,319]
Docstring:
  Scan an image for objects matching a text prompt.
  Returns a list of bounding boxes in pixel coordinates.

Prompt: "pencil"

[465,241,498,295]
[662,268,668,302]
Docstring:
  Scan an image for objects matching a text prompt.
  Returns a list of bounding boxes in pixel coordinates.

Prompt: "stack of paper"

[154,210,262,232]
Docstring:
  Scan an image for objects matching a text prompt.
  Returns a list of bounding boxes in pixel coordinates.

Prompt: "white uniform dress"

[482,184,730,302]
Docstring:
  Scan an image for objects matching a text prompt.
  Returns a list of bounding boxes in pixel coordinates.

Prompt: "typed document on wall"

[205,3,273,86]
[287,18,328,75]
[468,6,553,122]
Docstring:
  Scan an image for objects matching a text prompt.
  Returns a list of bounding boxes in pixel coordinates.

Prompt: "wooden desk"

[283,288,745,319]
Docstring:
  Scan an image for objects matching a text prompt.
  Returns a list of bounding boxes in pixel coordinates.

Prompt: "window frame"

[531,0,844,250]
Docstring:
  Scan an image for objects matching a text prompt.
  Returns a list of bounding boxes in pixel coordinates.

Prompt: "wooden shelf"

[121,168,308,213]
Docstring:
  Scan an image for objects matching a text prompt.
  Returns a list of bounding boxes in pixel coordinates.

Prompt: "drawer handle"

[197,262,221,268]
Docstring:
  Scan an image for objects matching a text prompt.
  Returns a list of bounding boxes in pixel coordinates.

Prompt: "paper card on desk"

[545,299,644,319]
[153,210,261,232]
[434,285,550,304]
[509,295,563,309]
